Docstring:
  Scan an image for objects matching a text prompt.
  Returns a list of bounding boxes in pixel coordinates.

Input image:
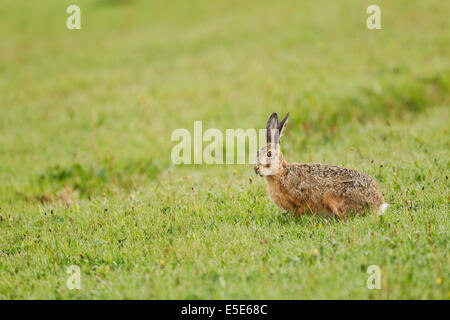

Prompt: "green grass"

[0,0,449,299]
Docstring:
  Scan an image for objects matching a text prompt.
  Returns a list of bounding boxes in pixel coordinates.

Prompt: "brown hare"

[254,112,388,218]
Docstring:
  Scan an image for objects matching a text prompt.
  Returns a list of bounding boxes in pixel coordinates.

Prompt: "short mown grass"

[0,0,448,299]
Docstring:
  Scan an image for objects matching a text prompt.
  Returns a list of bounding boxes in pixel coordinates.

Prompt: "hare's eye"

[267,151,272,157]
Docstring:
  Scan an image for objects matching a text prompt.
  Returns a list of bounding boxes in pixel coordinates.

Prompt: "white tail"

[377,203,389,215]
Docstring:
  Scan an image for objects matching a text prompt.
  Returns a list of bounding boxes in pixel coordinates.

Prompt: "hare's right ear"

[266,113,279,144]
[278,112,289,142]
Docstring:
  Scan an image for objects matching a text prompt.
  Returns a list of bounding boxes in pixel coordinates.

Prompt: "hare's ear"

[266,113,279,144]
[278,112,289,142]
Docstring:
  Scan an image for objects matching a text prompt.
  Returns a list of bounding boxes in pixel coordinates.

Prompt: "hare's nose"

[254,165,260,174]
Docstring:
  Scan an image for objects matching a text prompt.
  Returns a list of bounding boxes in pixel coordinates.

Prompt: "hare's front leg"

[293,206,305,216]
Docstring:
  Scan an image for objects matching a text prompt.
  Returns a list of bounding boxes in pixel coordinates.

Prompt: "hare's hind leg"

[323,193,347,219]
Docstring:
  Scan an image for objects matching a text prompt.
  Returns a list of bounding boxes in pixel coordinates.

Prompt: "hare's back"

[286,163,371,181]
[282,163,383,205]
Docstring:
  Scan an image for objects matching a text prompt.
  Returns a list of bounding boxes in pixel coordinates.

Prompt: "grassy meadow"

[0,0,448,299]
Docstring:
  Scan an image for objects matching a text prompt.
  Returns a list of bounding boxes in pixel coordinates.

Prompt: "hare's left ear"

[278,112,289,142]
[266,112,279,144]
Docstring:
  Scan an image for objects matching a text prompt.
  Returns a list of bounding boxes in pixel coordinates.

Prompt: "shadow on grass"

[292,70,449,149]
[271,209,375,228]
[16,159,168,203]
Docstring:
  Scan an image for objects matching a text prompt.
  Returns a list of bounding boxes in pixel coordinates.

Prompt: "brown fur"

[255,112,386,218]
[264,154,384,217]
